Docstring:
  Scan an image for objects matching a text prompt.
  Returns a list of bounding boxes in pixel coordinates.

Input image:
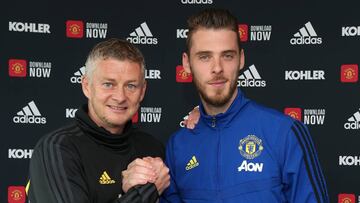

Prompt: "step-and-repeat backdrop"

[2,1,359,202]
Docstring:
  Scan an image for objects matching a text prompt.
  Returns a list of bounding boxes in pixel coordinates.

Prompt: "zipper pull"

[211,117,216,128]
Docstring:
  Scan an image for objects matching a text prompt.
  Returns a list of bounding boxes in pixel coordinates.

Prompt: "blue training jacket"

[160,88,329,203]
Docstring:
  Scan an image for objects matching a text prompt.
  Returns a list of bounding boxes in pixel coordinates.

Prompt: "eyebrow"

[195,49,238,56]
[102,78,140,83]
[195,51,212,56]
[222,50,237,54]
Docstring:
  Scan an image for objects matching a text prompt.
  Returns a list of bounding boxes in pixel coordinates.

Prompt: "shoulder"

[246,101,295,128]
[33,123,82,155]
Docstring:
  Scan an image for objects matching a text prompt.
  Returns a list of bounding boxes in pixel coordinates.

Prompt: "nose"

[211,56,223,74]
[112,87,126,103]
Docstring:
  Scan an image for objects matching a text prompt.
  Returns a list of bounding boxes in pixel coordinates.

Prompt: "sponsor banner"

[176,65,192,83]
[344,109,360,130]
[339,156,360,166]
[8,149,33,159]
[145,69,161,80]
[139,107,162,123]
[127,22,158,45]
[9,21,50,34]
[66,20,108,39]
[239,24,272,42]
[341,64,358,83]
[239,24,248,42]
[285,70,325,80]
[290,22,322,45]
[8,186,26,203]
[338,193,356,203]
[133,107,162,123]
[9,59,27,77]
[238,64,266,88]
[13,101,46,124]
[66,108,78,118]
[176,29,188,39]
[70,66,86,84]
[66,20,84,38]
[180,0,213,4]
[9,59,52,78]
[284,108,302,121]
[342,26,360,37]
[284,107,325,125]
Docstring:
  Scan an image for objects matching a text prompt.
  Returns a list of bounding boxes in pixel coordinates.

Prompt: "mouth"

[208,79,227,87]
[107,105,127,112]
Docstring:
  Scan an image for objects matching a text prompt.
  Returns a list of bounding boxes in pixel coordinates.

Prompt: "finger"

[128,172,156,183]
[128,158,154,170]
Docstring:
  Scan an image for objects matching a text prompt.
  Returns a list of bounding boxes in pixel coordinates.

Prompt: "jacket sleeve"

[27,134,90,203]
[281,120,329,203]
[159,137,182,203]
[112,183,158,203]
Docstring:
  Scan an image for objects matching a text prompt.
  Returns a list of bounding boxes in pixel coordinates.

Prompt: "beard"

[193,74,238,107]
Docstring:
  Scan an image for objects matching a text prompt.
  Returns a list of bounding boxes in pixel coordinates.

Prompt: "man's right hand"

[183,106,200,129]
[143,157,170,195]
[121,158,157,193]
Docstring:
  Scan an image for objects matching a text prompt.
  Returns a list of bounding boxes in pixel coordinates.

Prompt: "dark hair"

[186,8,241,53]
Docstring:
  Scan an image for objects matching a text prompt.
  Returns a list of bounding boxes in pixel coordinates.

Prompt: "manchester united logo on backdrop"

[238,135,263,160]
[341,64,358,83]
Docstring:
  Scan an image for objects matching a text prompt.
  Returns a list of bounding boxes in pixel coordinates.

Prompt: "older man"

[28,38,169,203]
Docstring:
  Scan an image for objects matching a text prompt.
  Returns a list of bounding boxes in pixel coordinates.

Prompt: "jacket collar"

[196,88,249,130]
[75,104,132,152]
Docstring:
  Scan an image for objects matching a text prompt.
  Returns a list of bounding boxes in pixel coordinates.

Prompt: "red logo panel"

[9,59,27,77]
[8,186,26,203]
[338,193,355,203]
[341,64,358,83]
[284,107,302,121]
[176,65,192,83]
[66,20,84,38]
[238,24,248,42]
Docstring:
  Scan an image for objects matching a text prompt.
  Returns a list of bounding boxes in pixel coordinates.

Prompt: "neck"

[106,126,124,135]
[201,89,238,116]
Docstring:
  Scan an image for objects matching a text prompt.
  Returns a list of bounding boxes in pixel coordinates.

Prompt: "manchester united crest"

[238,135,264,159]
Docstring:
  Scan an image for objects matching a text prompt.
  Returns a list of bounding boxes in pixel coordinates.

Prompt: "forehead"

[94,58,142,80]
[189,28,239,54]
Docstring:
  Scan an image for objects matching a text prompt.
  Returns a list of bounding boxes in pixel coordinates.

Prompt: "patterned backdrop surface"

[1,1,359,202]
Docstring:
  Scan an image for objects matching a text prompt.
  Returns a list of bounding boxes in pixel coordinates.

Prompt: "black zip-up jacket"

[28,105,164,203]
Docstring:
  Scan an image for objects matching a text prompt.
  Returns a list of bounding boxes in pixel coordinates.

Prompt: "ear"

[182,52,191,73]
[81,76,90,99]
[239,49,245,71]
[139,80,147,102]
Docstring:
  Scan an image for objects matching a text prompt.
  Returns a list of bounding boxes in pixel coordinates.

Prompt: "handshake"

[122,157,170,195]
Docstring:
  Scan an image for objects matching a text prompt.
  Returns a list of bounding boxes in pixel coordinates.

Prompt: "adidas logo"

[185,156,199,170]
[99,171,116,184]
[344,109,360,130]
[126,22,158,45]
[70,66,85,84]
[290,22,322,45]
[13,101,46,124]
[238,64,266,87]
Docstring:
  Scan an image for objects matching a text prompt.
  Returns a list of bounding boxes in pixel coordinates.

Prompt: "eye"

[102,82,113,88]
[126,83,138,90]
[199,54,211,62]
[223,53,234,60]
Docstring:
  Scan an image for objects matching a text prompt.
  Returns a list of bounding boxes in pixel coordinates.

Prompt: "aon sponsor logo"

[238,160,263,172]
